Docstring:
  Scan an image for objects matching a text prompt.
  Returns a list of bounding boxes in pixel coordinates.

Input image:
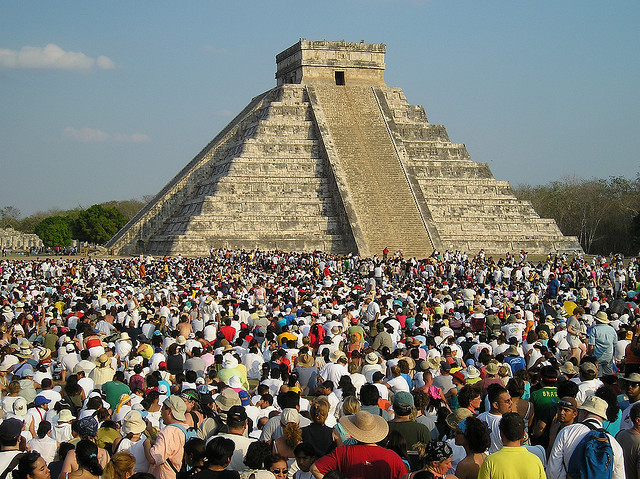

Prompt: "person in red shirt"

[219,318,236,343]
[311,411,406,479]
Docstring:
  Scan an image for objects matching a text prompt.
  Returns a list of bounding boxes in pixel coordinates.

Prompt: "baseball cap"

[393,391,414,408]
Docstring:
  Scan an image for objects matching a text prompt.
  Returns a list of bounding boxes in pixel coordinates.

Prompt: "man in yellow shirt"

[478,412,546,479]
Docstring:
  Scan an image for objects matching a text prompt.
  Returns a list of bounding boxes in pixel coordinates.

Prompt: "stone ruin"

[107,40,582,258]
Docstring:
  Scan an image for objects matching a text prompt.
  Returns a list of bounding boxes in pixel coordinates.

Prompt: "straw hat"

[365,352,379,365]
[595,311,610,324]
[329,350,346,363]
[97,354,110,366]
[297,353,314,368]
[623,372,640,384]
[176,336,187,346]
[338,411,389,444]
[445,408,472,431]
[560,361,577,376]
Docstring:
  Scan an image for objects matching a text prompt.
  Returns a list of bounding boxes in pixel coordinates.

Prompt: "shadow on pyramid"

[107,40,582,258]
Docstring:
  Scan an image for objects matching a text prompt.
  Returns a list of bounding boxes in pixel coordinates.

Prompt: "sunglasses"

[558,400,576,410]
[270,469,288,475]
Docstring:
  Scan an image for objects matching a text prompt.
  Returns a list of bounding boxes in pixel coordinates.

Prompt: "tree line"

[0,198,148,248]
[513,174,640,256]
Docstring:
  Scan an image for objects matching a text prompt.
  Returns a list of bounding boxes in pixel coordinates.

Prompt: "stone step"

[312,84,433,257]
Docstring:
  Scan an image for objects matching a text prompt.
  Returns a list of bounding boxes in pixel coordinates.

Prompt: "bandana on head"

[425,441,453,463]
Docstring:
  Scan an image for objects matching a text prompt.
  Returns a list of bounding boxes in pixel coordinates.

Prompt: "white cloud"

[203,45,228,55]
[64,128,150,144]
[114,133,150,143]
[0,44,115,71]
[63,127,110,143]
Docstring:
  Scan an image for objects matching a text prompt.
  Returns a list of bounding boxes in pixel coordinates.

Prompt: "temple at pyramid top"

[107,40,582,257]
[276,40,386,86]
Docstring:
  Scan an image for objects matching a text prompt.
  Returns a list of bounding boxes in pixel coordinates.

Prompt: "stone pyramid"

[107,40,582,257]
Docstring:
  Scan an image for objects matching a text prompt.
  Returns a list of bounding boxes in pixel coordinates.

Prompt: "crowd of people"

[0,248,639,479]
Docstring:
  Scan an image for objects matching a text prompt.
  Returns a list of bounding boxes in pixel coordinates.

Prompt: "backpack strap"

[168,423,188,436]
[0,453,25,479]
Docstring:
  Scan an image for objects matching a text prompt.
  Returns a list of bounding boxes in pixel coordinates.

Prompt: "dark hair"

[385,430,409,461]
[76,439,104,476]
[13,451,42,479]
[499,412,525,442]
[205,436,235,467]
[457,385,481,408]
[462,417,491,453]
[277,390,300,409]
[294,442,316,458]
[36,421,51,439]
[58,442,75,463]
[506,378,525,399]
[359,384,380,406]
[557,379,579,398]
[595,385,621,423]
[184,438,206,467]
[487,383,509,406]
[264,454,287,471]
[243,441,272,469]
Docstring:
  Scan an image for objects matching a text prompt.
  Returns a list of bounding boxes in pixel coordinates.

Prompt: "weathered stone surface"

[0,228,43,251]
[107,40,582,257]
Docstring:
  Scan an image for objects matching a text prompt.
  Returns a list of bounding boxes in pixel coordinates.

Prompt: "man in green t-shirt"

[529,365,558,420]
[102,370,131,410]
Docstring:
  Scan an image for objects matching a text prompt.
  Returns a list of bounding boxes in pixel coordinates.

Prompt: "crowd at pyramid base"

[107,40,581,258]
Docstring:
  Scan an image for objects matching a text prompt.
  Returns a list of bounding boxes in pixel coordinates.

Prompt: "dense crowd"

[0,248,638,479]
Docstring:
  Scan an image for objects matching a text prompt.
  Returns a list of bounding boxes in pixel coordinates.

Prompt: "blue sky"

[1,1,638,216]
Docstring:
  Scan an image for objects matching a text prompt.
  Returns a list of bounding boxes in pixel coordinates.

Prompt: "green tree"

[73,204,128,244]
[34,216,73,247]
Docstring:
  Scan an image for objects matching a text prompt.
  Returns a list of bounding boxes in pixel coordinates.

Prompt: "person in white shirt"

[547,395,624,479]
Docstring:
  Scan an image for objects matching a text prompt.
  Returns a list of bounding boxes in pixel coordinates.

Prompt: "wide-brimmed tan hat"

[339,411,389,444]
[122,410,146,435]
[58,409,75,423]
[560,361,577,376]
[297,353,314,367]
[329,350,346,363]
[506,346,520,356]
[595,311,610,324]
[215,388,241,411]
[623,372,640,384]
[426,357,442,370]
[445,407,473,430]
[578,395,608,419]
[117,332,130,341]
[485,361,499,375]
[176,336,187,346]
[466,365,480,379]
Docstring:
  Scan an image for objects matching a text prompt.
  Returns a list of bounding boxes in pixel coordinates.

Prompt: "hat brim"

[339,413,389,444]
